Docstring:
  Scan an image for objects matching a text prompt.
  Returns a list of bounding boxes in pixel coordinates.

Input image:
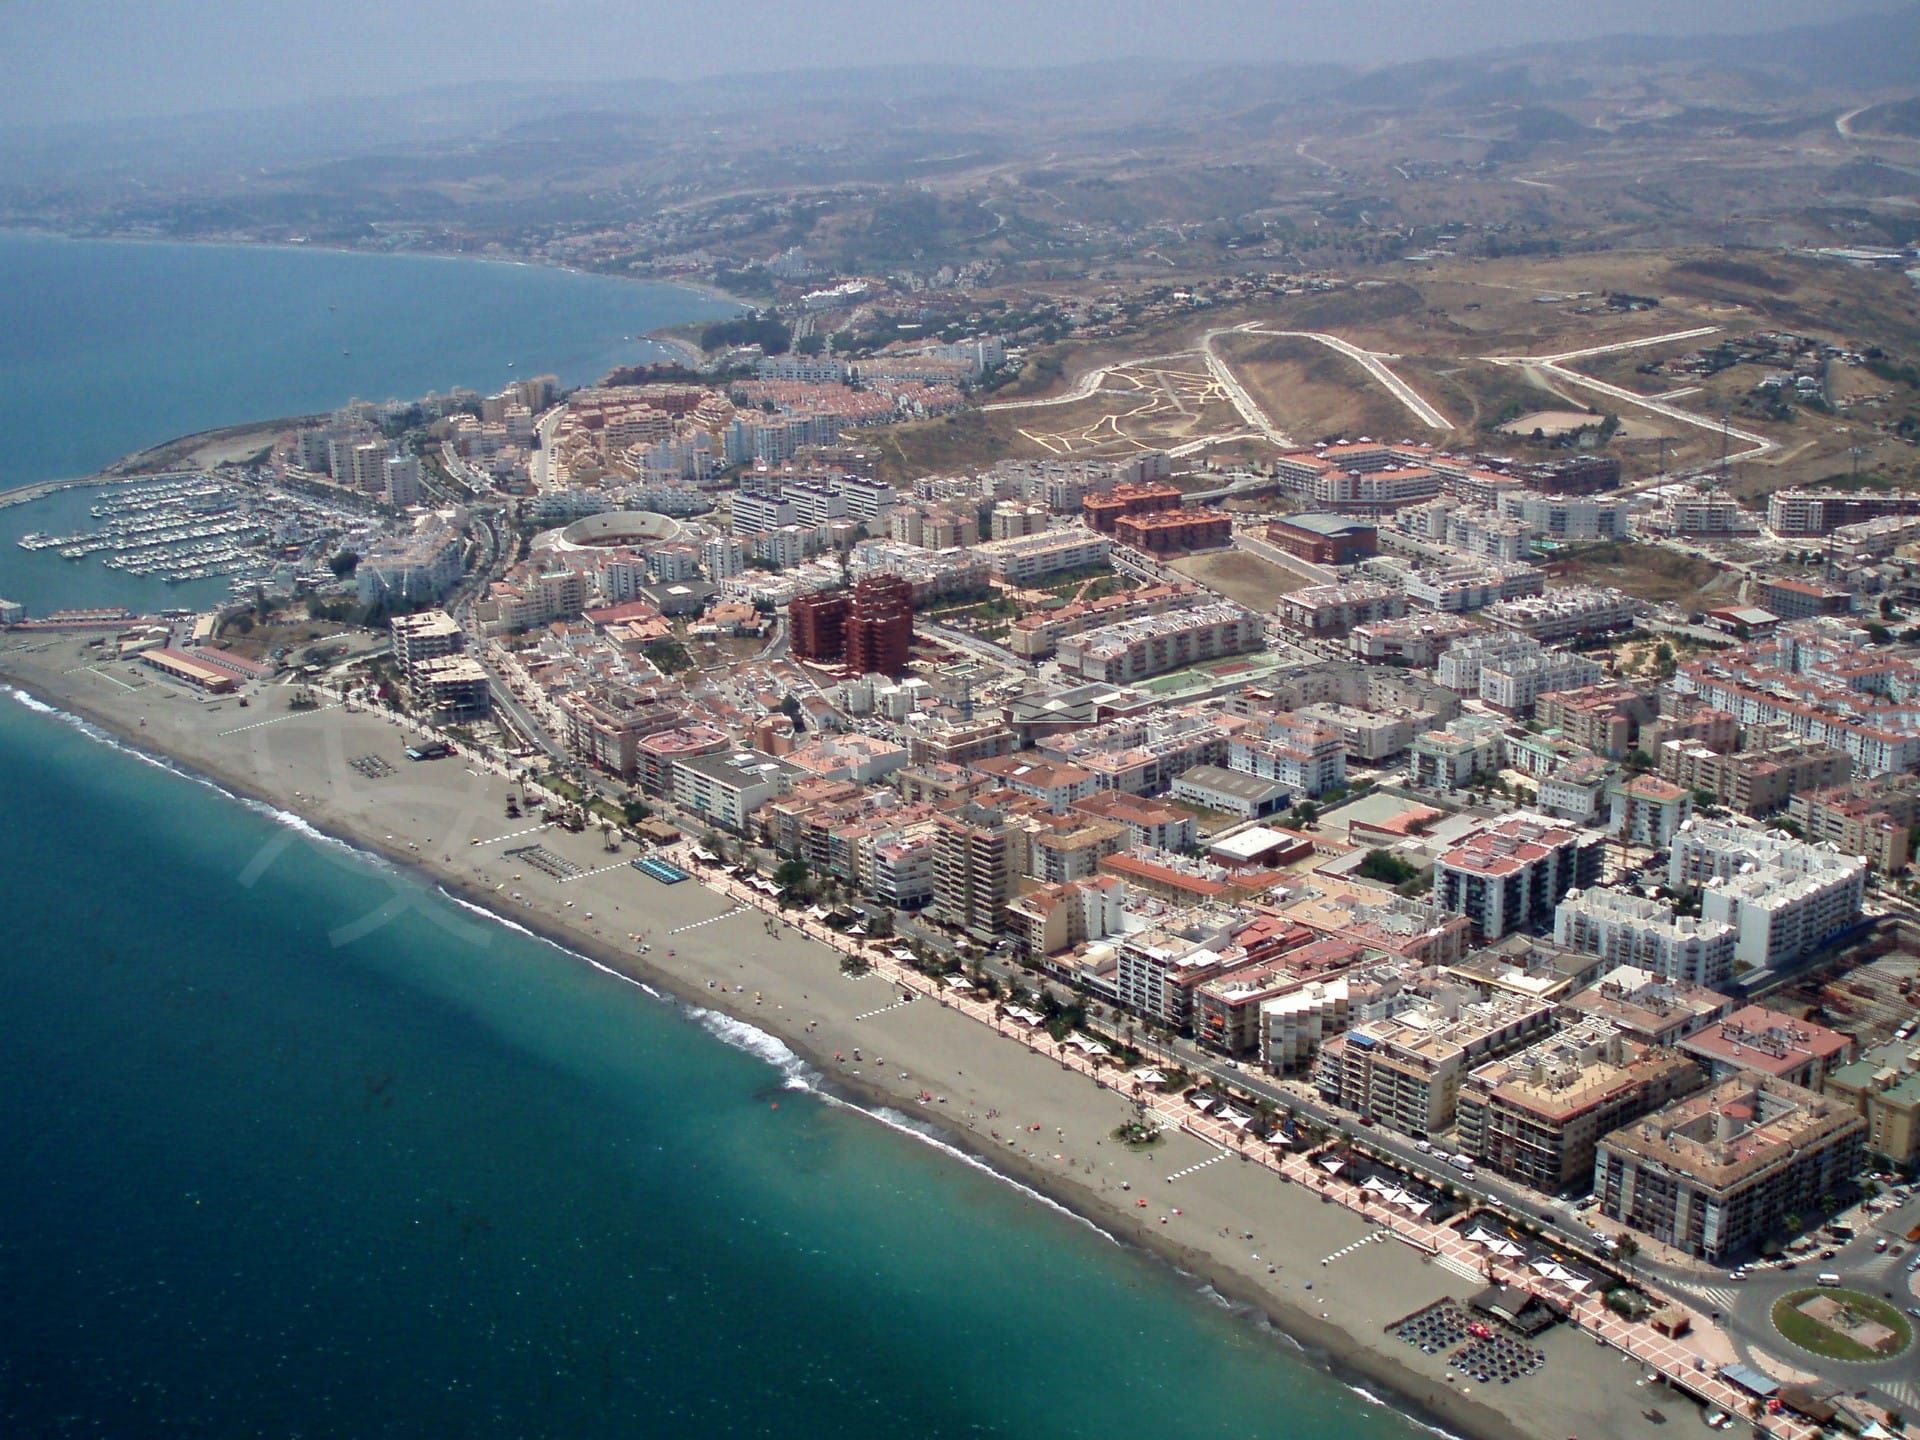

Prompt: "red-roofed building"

[1678,1005,1854,1090]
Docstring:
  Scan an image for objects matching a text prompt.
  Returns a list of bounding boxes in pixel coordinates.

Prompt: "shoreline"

[0,643,1705,1440]
[0,228,745,504]
[0,223,755,313]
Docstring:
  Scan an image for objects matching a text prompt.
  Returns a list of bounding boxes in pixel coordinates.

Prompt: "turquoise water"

[0,688,1426,1439]
[0,232,731,492]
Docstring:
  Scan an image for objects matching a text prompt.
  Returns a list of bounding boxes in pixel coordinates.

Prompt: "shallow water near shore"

[0,691,1429,1439]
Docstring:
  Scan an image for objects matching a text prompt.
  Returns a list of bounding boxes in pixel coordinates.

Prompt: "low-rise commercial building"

[1560,964,1736,1049]
[1265,514,1378,566]
[1678,1006,1854,1090]
[1170,764,1292,819]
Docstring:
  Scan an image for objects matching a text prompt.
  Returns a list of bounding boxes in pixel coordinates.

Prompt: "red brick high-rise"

[845,575,913,678]
[788,590,851,663]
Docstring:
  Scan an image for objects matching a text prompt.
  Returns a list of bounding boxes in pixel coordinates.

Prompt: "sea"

[0,688,1430,1439]
[0,236,1428,1439]
[0,230,735,614]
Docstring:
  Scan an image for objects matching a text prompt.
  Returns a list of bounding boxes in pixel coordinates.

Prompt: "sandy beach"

[0,633,1733,1440]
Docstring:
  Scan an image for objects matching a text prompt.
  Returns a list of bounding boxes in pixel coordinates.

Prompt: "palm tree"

[1613,1234,1640,1273]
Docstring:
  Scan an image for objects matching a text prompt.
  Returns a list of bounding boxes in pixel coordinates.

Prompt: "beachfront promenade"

[678,846,1807,1438]
[153,691,1812,1440]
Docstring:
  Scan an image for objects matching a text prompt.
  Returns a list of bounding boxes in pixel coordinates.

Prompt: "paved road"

[1199,324,1295,447]
[1653,1226,1920,1415]
[1244,327,1453,430]
[978,348,1202,413]
[1484,327,1775,466]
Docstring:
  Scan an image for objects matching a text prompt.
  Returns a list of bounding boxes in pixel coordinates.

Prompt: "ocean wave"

[847,1100,1121,1246]
[1346,1384,1467,1440]
[3,683,391,871]
[3,683,57,715]
[690,1006,821,1091]
[237,794,388,867]
[441,890,545,942]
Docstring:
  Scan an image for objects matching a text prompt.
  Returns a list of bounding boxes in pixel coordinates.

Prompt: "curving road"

[1244,326,1454,431]
[1484,326,1776,466]
[1199,324,1295,447]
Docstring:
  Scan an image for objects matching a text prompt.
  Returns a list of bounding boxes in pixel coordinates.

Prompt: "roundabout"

[1771,1287,1913,1363]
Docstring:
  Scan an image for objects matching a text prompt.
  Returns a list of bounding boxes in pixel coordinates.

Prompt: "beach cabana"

[1464,1225,1525,1259]
[1529,1259,1591,1293]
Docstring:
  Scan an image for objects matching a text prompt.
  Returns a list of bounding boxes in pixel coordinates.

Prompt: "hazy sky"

[0,0,1893,127]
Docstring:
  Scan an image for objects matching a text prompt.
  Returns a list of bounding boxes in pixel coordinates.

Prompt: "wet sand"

[0,634,1711,1440]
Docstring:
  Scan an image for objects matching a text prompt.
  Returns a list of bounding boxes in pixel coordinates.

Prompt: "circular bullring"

[554,510,683,549]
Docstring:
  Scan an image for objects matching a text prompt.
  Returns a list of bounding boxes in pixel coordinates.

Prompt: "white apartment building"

[1553,887,1737,989]
[1668,820,1867,972]
[1497,492,1630,542]
[1055,602,1264,684]
[1485,586,1636,643]
[671,749,804,833]
[977,526,1111,584]
[732,491,795,534]
[1227,714,1349,796]
[702,535,746,580]
[1438,631,1603,713]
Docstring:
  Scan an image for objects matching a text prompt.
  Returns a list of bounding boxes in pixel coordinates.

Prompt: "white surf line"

[1164,1151,1229,1183]
[217,703,340,736]
[668,907,741,935]
[559,858,634,884]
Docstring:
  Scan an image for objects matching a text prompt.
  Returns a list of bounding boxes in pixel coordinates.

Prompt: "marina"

[15,471,390,594]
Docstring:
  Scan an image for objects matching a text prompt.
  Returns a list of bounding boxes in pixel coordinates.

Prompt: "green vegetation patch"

[1772,1288,1913,1362]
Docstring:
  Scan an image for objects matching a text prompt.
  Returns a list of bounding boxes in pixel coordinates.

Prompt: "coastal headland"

[0,632,1746,1440]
